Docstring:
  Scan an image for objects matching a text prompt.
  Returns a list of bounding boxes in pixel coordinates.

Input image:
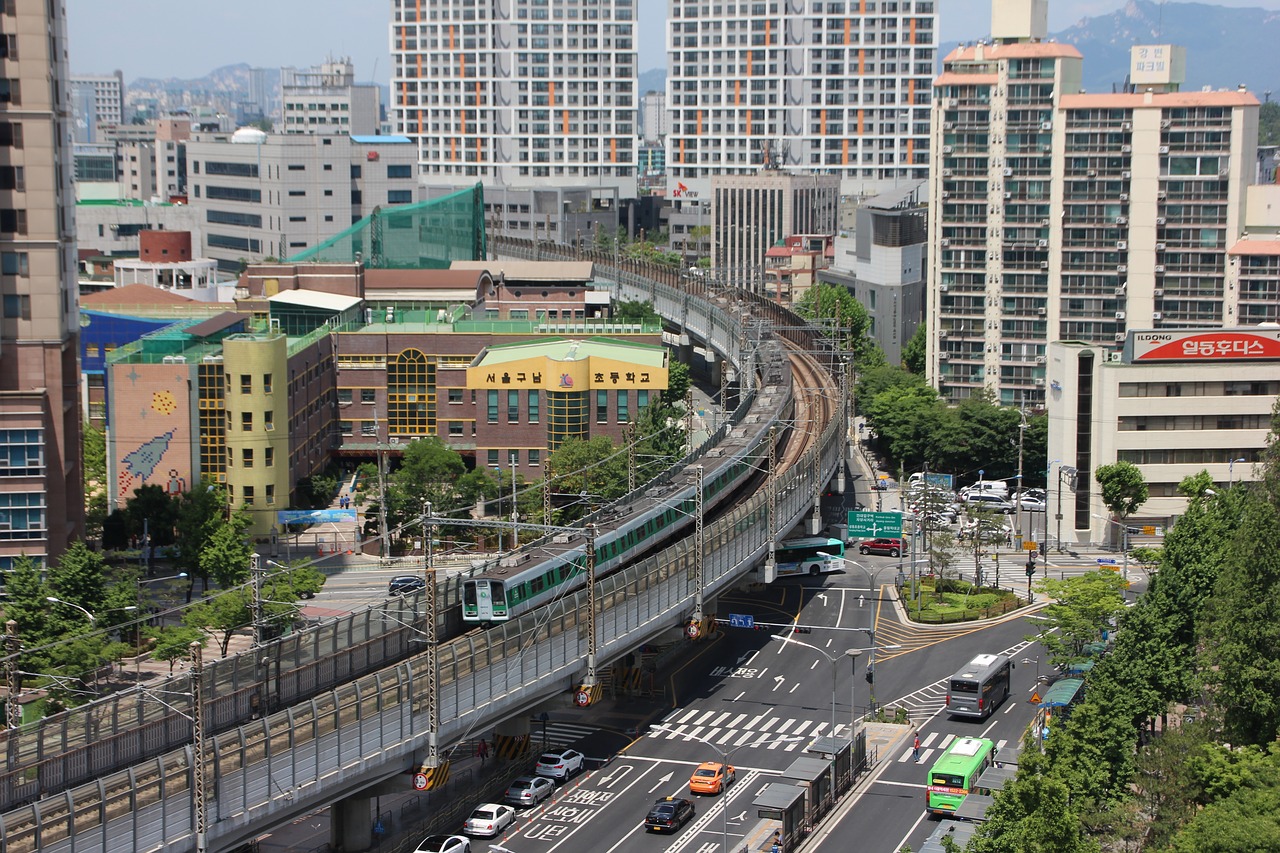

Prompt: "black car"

[645,797,695,833]
[388,575,427,596]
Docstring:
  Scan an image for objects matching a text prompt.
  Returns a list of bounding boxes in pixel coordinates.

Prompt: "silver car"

[503,775,555,807]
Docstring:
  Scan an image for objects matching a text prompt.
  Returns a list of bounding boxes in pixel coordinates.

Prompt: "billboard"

[1131,329,1280,362]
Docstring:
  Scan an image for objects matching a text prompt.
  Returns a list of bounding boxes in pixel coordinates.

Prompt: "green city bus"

[925,736,997,816]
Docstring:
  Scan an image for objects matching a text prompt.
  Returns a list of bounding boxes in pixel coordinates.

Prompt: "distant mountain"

[129,63,276,95]
[943,0,1280,96]
[638,68,666,96]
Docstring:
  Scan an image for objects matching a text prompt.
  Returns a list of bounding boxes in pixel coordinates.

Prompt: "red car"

[859,538,903,557]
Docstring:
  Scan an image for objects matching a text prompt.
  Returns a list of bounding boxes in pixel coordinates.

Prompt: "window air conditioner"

[1037,307,1047,315]
[1117,264,1128,272]
[1087,169,1097,177]
[1110,351,1123,361]
[1119,193,1129,201]
[1115,332,1127,341]
[1152,312,1163,320]
[1157,190,1167,199]
[1041,121,1052,130]
[1156,242,1166,250]
[941,238,950,246]
[1115,311,1127,320]
[1042,144,1052,151]
[942,145,953,153]
[1005,191,1013,199]
[939,283,949,291]
[941,190,950,198]
[939,329,948,337]
[1040,261,1049,269]
[1040,218,1050,226]
[1121,145,1132,153]
[1037,239,1048,247]
[939,352,950,360]
[942,168,953,176]
[1122,122,1133,131]
[1035,356,1047,363]
[1116,216,1127,225]
[1003,167,1013,176]
[1156,217,1166,225]
[1116,241,1128,250]
[1154,288,1163,296]
[1161,118,1171,128]
[1155,264,1166,273]
[1034,378,1046,386]
[1158,145,1169,154]
[1122,171,1132,180]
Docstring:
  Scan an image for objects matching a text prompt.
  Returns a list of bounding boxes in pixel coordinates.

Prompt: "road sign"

[846,510,904,538]
[1030,691,1042,704]
[1023,541,1039,551]
[728,613,755,629]
[413,773,429,790]
[1096,558,1118,565]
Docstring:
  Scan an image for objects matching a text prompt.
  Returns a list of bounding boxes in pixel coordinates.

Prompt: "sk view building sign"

[1130,329,1280,363]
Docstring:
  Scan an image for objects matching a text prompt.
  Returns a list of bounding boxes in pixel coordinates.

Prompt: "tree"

[1259,100,1280,147]
[1094,461,1149,522]
[46,541,108,612]
[614,298,661,325]
[1198,490,1280,745]
[547,436,628,522]
[794,282,875,366]
[664,360,691,406]
[125,483,180,547]
[151,625,206,675]
[902,323,926,374]
[969,743,1099,853]
[185,589,253,656]
[199,515,254,589]
[1029,570,1127,669]
[174,480,228,595]
[386,436,468,530]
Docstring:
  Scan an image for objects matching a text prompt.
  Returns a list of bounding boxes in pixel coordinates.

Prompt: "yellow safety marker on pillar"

[413,760,451,791]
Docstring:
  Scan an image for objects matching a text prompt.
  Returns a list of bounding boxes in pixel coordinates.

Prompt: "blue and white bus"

[773,537,845,577]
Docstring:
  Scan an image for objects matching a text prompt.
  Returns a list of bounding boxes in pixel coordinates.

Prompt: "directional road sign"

[728,613,755,629]
[1095,558,1118,565]
[846,510,904,539]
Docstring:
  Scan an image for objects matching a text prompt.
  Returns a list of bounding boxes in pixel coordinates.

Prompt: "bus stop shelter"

[920,819,979,852]
[952,792,995,822]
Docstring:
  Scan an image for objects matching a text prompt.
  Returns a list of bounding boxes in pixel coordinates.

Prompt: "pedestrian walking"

[912,732,921,763]
[477,738,490,763]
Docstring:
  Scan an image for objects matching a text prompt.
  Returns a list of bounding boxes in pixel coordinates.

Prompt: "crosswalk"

[648,707,859,751]
[897,732,1011,766]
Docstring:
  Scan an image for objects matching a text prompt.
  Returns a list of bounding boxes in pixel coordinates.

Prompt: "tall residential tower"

[0,1,83,565]
[390,0,637,240]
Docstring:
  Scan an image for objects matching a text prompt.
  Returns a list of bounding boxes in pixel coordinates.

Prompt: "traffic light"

[1026,555,1037,577]
[792,625,812,635]
[865,669,874,684]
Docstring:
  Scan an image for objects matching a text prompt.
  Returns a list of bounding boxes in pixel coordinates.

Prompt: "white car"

[503,775,555,807]
[1017,494,1048,511]
[535,748,585,780]
[413,835,471,853]
[462,803,515,838]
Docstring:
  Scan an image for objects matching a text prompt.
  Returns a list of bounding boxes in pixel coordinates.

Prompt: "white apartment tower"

[0,1,84,564]
[927,0,1259,406]
[390,0,638,203]
[282,59,381,136]
[665,0,936,197]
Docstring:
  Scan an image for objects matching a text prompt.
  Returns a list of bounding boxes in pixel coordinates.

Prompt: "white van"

[963,480,1009,500]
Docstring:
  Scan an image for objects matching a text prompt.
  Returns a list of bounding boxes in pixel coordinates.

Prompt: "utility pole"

[685,387,695,454]
[509,452,518,551]
[625,422,636,494]
[421,501,440,768]
[250,553,265,648]
[5,620,20,730]
[542,458,552,528]
[692,465,705,622]
[583,524,598,688]
[190,641,207,853]
[1015,404,1028,550]
[375,407,389,559]
[766,426,777,582]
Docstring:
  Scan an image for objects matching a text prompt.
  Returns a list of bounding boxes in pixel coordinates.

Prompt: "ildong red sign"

[1132,329,1280,362]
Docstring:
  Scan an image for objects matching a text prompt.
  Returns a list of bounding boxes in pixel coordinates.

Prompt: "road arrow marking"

[600,764,633,788]
[647,771,673,793]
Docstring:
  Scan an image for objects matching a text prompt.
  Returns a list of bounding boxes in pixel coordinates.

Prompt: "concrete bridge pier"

[332,795,374,852]
[493,715,533,761]
[678,333,693,366]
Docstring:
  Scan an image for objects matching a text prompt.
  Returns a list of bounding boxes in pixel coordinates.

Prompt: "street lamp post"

[1228,457,1246,489]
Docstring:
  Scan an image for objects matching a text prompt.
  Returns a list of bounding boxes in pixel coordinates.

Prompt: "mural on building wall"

[111,366,194,503]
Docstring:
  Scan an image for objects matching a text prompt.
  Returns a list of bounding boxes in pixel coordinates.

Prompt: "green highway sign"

[846,510,904,539]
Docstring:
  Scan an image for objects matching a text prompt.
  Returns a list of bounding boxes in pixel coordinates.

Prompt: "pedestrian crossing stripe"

[900,736,1009,764]
[648,715,858,747]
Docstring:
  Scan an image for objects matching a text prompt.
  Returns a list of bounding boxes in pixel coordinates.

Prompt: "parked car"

[413,835,471,853]
[503,775,555,807]
[859,538,903,557]
[689,761,736,795]
[535,748,585,780]
[462,804,515,838]
[1016,494,1048,511]
[964,494,1015,514]
[645,797,696,832]
[388,575,427,596]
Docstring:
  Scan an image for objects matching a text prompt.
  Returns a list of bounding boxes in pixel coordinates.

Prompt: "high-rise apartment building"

[926,0,1258,406]
[0,2,84,565]
[665,0,936,197]
[390,0,637,240]
[281,59,381,136]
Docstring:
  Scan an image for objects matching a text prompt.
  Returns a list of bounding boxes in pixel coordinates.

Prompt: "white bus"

[773,537,845,577]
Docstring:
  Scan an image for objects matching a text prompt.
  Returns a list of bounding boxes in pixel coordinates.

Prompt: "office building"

[1047,328,1277,546]
[70,71,125,143]
[819,183,927,365]
[664,0,936,198]
[642,90,667,145]
[185,130,420,271]
[711,172,839,292]
[927,0,1259,406]
[281,59,380,137]
[390,0,637,241]
[0,2,84,565]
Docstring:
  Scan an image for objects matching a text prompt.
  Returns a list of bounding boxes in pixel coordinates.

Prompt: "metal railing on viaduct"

[0,244,846,853]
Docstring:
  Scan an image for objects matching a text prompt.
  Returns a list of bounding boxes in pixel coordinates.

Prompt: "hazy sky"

[66,0,1280,81]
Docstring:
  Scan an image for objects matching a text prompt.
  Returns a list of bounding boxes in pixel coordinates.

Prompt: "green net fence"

[288,184,487,269]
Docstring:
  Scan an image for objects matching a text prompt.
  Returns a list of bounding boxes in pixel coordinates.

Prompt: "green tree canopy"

[1094,461,1149,520]
[125,483,181,547]
[199,514,254,589]
[1030,570,1127,669]
[901,323,926,374]
[794,282,875,366]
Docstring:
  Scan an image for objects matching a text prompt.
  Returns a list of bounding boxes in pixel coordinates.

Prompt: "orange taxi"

[689,761,736,795]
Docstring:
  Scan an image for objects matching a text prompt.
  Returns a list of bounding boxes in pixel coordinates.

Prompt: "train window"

[531,576,544,594]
